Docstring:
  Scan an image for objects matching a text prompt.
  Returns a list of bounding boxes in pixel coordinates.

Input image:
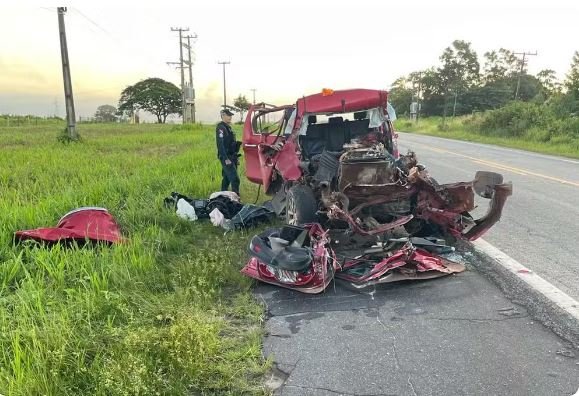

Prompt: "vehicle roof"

[295,89,388,116]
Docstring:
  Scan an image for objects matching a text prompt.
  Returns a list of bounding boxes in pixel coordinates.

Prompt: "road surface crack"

[429,315,528,323]
[408,376,418,396]
[377,313,402,372]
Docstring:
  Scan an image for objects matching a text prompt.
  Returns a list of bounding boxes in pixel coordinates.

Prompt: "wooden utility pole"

[171,27,189,123]
[57,7,77,138]
[514,51,537,100]
[218,61,231,108]
[184,34,197,123]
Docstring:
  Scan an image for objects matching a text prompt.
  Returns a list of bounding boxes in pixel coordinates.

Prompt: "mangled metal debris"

[240,89,512,293]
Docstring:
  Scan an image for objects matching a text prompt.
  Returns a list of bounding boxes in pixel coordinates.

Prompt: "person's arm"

[216,127,233,165]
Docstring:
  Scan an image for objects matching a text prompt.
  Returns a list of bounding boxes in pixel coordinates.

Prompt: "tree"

[233,95,251,122]
[482,48,519,84]
[118,78,181,123]
[94,104,117,122]
[388,76,414,116]
[565,51,579,99]
[536,69,560,99]
[437,40,480,120]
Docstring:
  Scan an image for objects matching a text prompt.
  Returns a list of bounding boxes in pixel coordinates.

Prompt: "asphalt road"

[397,132,579,300]
[259,260,579,396]
[258,134,579,395]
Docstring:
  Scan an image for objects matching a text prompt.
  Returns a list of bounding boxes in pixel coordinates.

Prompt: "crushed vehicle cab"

[241,88,512,292]
[242,89,512,244]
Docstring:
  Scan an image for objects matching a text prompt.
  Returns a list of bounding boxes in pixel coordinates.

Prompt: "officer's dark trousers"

[220,160,240,195]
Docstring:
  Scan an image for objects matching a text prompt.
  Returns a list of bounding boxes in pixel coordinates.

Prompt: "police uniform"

[216,110,240,195]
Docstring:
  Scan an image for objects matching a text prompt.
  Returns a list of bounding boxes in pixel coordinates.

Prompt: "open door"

[243,104,295,191]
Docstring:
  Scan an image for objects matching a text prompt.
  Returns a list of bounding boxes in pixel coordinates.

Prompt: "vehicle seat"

[326,116,347,151]
[300,122,327,159]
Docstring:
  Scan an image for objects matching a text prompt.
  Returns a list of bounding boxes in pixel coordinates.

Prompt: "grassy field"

[0,123,270,395]
[395,116,579,159]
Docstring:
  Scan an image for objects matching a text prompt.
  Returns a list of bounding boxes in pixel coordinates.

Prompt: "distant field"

[395,116,579,159]
[0,123,269,395]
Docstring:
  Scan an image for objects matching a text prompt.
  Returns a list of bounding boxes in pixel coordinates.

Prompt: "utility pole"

[57,7,77,139]
[251,88,256,105]
[514,51,537,100]
[184,34,197,123]
[218,61,231,108]
[170,27,189,123]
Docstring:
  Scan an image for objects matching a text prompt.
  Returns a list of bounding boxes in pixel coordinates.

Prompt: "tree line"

[389,40,579,119]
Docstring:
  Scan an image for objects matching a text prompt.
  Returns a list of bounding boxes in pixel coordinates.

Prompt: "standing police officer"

[216,109,241,197]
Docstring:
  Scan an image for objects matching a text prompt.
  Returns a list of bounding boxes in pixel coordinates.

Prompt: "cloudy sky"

[1,0,578,122]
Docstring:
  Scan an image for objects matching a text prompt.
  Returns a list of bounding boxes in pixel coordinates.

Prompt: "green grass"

[0,123,271,395]
[395,116,579,159]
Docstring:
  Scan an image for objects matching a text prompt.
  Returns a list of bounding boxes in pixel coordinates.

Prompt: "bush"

[477,102,548,137]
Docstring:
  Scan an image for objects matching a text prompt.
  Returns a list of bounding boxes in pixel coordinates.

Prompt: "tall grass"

[0,123,269,395]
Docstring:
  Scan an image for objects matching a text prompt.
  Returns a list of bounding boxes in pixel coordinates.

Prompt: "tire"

[285,185,318,226]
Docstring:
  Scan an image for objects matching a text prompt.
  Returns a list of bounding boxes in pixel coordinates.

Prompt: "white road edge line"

[472,239,579,322]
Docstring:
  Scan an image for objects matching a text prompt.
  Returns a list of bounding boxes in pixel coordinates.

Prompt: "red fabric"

[15,208,123,244]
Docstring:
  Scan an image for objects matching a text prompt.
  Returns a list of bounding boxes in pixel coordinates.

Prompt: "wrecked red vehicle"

[241,89,512,292]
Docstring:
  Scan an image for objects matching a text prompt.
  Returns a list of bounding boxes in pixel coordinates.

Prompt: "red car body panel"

[293,89,388,133]
[240,223,336,294]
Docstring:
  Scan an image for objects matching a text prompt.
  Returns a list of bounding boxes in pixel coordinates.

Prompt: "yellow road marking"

[472,160,528,176]
[410,142,579,188]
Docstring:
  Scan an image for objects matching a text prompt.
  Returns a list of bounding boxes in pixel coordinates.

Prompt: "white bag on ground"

[176,198,198,221]
[209,208,225,226]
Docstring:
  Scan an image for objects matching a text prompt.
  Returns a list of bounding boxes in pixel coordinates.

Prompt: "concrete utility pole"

[218,61,231,108]
[251,88,256,105]
[514,51,537,100]
[170,27,189,123]
[57,7,77,139]
[184,34,197,123]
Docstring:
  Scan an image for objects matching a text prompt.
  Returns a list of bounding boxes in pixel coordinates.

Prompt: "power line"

[70,7,112,37]
[65,7,166,76]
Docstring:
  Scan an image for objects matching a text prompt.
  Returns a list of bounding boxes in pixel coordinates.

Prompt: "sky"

[1,0,578,123]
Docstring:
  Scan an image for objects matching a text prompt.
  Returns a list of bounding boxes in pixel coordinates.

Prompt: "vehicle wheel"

[286,185,317,226]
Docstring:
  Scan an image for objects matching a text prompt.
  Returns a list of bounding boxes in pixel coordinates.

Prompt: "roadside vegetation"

[390,41,579,158]
[0,123,269,395]
[395,101,579,158]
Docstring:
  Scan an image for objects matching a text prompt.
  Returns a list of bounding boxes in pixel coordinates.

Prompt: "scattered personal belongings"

[163,192,209,219]
[176,199,198,221]
[209,191,240,202]
[226,204,276,231]
[209,208,226,227]
[14,207,123,245]
[206,195,244,219]
[164,191,275,230]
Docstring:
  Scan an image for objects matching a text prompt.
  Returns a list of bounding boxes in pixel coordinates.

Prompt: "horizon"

[1,0,578,122]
